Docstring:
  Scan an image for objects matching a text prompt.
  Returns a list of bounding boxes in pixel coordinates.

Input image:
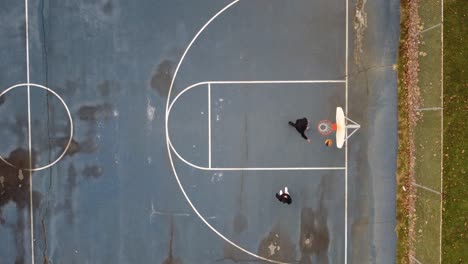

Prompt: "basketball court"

[0,0,398,263]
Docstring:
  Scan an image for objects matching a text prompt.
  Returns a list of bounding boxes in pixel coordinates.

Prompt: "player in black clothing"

[288,118,310,142]
[275,187,292,204]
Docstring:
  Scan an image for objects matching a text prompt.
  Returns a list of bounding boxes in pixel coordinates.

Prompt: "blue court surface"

[0,0,399,263]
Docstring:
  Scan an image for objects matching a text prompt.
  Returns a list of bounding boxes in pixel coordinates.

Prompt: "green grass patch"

[414,189,441,263]
[419,28,442,108]
[442,0,468,262]
[419,0,442,28]
[414,111,442,190]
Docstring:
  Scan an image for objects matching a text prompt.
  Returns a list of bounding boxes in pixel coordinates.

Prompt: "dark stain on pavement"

[82,165,103,179]
[54,80,79,98]
[298,175,331,263]
[257,226,296,263]
[102,0,113,15]
[75,138,99,154]
[233,170,248,234]
[151,60,173,97]
[0,114,29,149]
[61,164,78,224]
[298,208,330,263]
[221,242,252,263]
[0,148,41,264]
[162,216,182,264]
[0,75,120,260]
[97,80,119,97]
[0,148,40,210]
[41,219,50,264]
[78,103,115,121]
[63,138,80,156]
[233,212,248,234]
[12,210,26,264]
[50,137,98,157]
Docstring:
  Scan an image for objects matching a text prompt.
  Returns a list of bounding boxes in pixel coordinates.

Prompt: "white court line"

[0,84,74,171]
[410,255,423,264]
[24,0,35,262]
[169,136,345,171]
[412,182,441,195]
[344,0,349,262]
[164,1,290,263]
[416,107,443,111]
[421,23,442,34]
[208,80,345,84]
[208,83,211,168]
[439,0,444,262]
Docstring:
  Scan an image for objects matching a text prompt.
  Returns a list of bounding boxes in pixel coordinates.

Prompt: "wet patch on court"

[151,59,174,98]
[0,114,28,150]
[78,103,115,121]
[0,148,40,210]
[53,80,79,99]
[233,212,248,234]
[0,148,40,264]
[54,97,119,189]
[74,101,118,179]
[0,79,119,261]
[55,164,79,224]
[49,163,104,227]
[97,80,119,97]
[221,242,251,263]
[77,0,121,27]
[101,0,114,16]
[257,226,296,262]
[298,207,330,263]
[8,213,27,264]
[42,137,95,158]
[233,172,248,234]
[82,165,103,179]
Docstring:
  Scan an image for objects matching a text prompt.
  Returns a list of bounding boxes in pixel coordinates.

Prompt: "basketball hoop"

[317,120,336,136]
[335,107,361,149]
[316,108,361,148]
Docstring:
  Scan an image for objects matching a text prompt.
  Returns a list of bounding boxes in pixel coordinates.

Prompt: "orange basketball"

[325,139,333,147]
